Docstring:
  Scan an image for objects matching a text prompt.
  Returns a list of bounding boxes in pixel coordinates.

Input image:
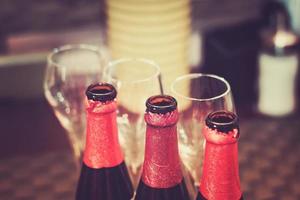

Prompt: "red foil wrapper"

[200,126,242,200]
[142,110,183,188]
[83,99,123,169]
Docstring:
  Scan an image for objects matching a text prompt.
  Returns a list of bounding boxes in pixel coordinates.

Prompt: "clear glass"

[171,73,235,190]
[103,58,161,187]
[44,44,105,167]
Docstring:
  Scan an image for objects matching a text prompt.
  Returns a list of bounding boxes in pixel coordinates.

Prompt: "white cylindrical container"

[258,53,298,116]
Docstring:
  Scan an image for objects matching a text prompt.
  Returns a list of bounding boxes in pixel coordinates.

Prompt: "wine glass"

[44,44,106,167]
[171,73,235,190]
[103,58,161,187]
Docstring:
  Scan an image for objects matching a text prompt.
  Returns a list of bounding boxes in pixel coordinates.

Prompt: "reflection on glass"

[44,44,105,167]
[104,58,161,187]
[171,73,235,193]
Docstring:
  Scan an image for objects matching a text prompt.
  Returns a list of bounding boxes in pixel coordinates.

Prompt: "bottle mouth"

[146,95,177,114]
[206,111,239,133]
[86,83,117,102]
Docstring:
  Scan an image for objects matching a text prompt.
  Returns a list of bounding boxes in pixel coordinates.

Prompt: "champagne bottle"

[135,95,189,200]
[76,83,133,200]
[197,111,243,200]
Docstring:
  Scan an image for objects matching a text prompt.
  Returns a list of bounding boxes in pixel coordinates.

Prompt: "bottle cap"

[86,83,117,102]
[146,95,177,114]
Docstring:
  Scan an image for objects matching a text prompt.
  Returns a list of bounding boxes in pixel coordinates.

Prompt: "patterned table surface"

[0,117,300,200]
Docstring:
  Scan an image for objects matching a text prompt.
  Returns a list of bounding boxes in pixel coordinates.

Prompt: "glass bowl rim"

[47,44,103,69]
[171,73,231,102]
[104,58,161,84]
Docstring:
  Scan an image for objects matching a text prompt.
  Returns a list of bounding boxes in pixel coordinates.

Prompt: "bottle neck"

[142,110,183,189]
[200,126,242,200]
[83,99,123,169]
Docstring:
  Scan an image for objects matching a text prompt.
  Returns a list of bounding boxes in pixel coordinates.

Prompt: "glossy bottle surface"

[76,162,133,200]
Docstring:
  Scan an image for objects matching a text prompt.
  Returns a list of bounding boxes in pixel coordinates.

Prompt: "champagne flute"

[103,58,161,187]
[171,73,235,193]
[44,44,106,167]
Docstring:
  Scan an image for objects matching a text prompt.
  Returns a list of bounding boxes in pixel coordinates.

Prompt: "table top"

[0,108,299,200]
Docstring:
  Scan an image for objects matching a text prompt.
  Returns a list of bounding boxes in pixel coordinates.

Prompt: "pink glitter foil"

[142,110,183,188]
[83,99,123,169]
[200,126,242,200]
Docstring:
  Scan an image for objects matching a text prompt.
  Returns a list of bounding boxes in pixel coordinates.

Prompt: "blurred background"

[0,0,300,199]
